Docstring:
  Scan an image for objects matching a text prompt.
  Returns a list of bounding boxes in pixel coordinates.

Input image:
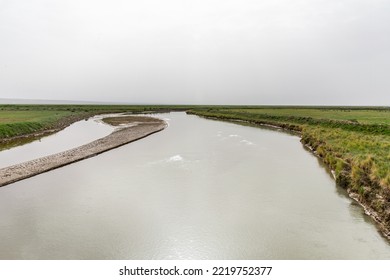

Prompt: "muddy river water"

[0,112,389,259]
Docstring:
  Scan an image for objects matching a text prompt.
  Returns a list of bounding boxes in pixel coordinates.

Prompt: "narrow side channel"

[0,117,167,187]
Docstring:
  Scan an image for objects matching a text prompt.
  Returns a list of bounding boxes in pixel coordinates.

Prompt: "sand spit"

[0,117,167,187]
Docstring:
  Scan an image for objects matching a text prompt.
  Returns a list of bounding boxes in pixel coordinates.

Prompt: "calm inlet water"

[0,112,389,259]
[0,115,114,168]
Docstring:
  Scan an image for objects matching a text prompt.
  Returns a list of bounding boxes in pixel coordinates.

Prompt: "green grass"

[0,110,74,139]
[227,108,390,125]
[0,110,72,124]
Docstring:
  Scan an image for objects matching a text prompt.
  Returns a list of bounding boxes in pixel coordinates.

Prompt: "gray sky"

[1,0,389,105]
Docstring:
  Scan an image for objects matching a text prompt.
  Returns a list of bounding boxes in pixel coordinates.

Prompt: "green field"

[227,108,390,125]
[0,110,73,139]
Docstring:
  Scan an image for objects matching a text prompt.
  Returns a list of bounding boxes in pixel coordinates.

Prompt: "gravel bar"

[0,118,167,187]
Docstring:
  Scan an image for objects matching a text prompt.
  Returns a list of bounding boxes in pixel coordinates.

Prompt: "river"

[0,112,389,259]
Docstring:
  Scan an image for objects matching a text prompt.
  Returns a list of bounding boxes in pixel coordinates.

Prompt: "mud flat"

[0,116,166,187]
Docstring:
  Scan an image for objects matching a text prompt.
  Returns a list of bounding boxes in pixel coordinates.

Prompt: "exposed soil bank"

[0,116,166,187]
[188,111,390,240]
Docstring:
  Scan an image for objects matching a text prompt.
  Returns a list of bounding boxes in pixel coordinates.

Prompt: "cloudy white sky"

[1,0,389,105]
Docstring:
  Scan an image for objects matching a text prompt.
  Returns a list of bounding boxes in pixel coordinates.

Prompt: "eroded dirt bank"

[0,116,166,187]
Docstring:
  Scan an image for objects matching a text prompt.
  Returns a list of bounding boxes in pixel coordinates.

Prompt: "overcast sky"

[1,0,389,105]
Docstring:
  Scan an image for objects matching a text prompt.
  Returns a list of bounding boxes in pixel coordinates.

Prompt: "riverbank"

[187,109,390,240]
[0,104,191,147]
[0,116,167,187]
[0,113,97,150]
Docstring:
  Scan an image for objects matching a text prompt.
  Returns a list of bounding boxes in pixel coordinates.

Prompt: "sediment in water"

[0,117,167,187]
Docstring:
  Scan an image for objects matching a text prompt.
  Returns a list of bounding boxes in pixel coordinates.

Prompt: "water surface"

[0,112,389,259]
[0,115,114,168]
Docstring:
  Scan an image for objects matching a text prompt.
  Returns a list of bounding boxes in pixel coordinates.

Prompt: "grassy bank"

[0,110,76,140]
[188,107,390,237]
[0,104,193,142]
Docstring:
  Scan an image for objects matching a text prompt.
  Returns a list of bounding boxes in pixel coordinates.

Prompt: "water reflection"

[0,115,114,168]
[1,135,47,151]
[0,112,389,259]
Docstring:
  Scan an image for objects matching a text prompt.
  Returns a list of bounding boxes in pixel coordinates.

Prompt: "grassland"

[187,107,390,237]
[0,110,74,139]
[225,108,390,125]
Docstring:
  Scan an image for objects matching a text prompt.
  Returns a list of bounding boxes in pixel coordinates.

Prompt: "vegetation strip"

[0,104,189,144]
[187,108,390,239]
[0,116,167,187]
